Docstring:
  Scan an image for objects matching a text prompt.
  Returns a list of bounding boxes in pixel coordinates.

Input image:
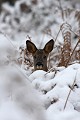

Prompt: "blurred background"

[0,0,79,36]
[0,0,80,71]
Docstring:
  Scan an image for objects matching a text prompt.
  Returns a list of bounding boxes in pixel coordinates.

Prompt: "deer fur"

[26,39,54,71]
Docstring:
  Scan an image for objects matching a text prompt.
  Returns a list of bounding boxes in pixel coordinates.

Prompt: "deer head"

[26,39,54,71]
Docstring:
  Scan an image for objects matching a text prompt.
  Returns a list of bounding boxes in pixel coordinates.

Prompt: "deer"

[26,39,54,71]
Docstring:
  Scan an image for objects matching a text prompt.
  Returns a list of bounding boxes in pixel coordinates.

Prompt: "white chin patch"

[36,65,43,69]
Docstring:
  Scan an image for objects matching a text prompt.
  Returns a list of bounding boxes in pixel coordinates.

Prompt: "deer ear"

[44,39,54,54]
[26,40,37,54]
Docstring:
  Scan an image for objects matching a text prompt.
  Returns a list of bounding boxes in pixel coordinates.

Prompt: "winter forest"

[0,0,80,120]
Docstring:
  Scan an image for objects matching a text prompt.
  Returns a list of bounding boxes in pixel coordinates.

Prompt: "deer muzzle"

[36,62,43,69]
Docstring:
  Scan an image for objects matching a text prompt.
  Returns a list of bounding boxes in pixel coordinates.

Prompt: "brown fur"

[26,39,54,71]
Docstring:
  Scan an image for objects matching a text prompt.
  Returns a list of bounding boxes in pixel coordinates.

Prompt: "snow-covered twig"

[64,71,77,110]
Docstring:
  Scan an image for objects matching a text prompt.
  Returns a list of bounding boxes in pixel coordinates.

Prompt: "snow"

[0,0,80,120]
[1,63,80,120]
[29,63,80,120]
[0,65,46,120]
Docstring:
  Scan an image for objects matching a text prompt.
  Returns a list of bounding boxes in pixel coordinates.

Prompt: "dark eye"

[43,55,46,59]
[34,55,36,59]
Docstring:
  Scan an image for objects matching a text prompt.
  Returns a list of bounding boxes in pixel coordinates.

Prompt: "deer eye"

[34,55,37,59]
[43,55,46,59]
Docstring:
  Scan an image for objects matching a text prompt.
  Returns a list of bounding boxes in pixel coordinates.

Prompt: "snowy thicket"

[0,0,80,120]
[30,64,80,120]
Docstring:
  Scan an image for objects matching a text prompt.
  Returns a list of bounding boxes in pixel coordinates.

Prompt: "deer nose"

[36,62,43,69]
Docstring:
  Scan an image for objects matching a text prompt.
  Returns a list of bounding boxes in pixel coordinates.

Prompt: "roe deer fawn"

[26,39,54,71]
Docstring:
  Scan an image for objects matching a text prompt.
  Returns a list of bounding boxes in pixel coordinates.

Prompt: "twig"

[44,28,61,70]
[55,28,61,43]
[65,37,80,67]
[58,0,64,21]
[26,35,32,41]
[45,66,59,75]
[43,29,55,40]
[70,28,79,38]
[0,31,17,49]
[64,71,77,110]
[45,28,61,45]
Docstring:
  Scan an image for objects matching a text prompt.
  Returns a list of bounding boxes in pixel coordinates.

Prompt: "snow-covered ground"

[30,64,80,120]
[0,0,80,120]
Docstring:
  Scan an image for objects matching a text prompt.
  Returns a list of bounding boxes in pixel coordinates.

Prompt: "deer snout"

[36,62,43,69]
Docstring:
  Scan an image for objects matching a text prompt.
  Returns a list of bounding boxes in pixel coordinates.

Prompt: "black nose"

[36,62,43,67]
